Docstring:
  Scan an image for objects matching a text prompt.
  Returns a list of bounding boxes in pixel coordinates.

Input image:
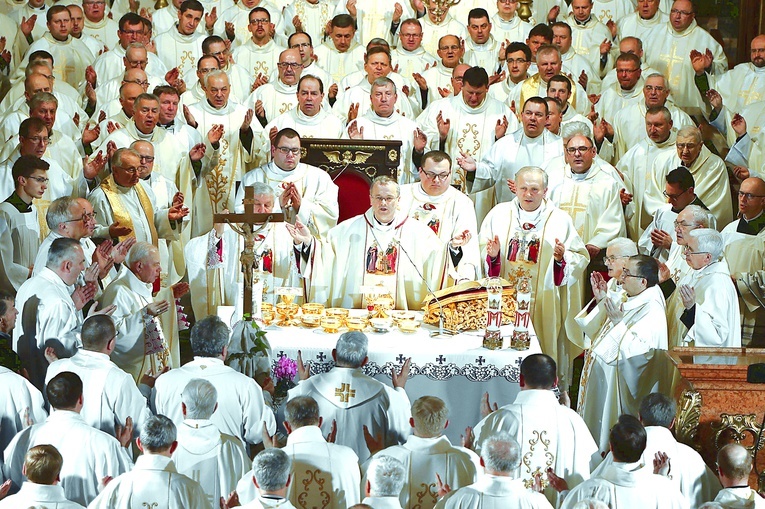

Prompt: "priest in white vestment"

[13,238,112,390]
[392,19,437,84]
[479,168,589,376]
[605,73,693,163]
[471,354,599,506]
[677,229,741,348]
[247,48,303,125]
[229,6,285,80]
[287,177,454,310]
[82,0,119,49]
[599,37,662,93]
[100,243,185,381]
[88,415,212,509]
[237,128,338,237]
[333,0,413,48]
[661,205,716,348]
[187,70,265,236]
[281,0,335,46]
[551,21,602,94]
[365,396,478,509]
[312,16,365,87]
[559,415,687,509]
[647,126,733,230]
[463,11,503,77]
[418,66,516,223]
[0,156,49,286]
[237,395,361,508]
[546,133,626,271]
[619,106,679,242]
[286,332,411,463]
[154,2,205,79]
[400,151,480,282]
[44,315,152,437]
[546,75,594,134]
[594,53,644,125]
[576,255,668,451]
[642,0,727,115]
[638,166,707,261]
[489,45,531,106]
[264,75,344,141]
[152,315,276,448]
[417,3,467,57]
[617,1,668,41]
[235,449,297,509]
[416,36,465,108]
[518,46,588,116]
[3,372,133,506]
[92,14,168,84]
[435,433,553,509]
[593,393,721,507]
[713,444,765,509]
[561,0,617,83]
[491,0,532,45]
[461,97,563,205]
[345,77,427,184]
[0,445,84,509]
[17,6,96,88]
[172,379,250,508]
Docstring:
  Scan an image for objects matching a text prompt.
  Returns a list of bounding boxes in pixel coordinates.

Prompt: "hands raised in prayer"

[731,112,747,138]
[436,111,450,140]
[553,238,565,262]
[207,124,225,145]
[44,347,58,365]
[220,491,240,509]
[436,473,451,498]
[619,188,633,206]
[183,105,198,129]
[72,282,97,311]
[679,284,696,309]
[297,349,310,380]
[262,422,277,448]
[168,192,190,221]
[460,426,473,449]
[391,357,411,389]
[140,365,169,388]
[480,391,498,418]
[486,235,501,258]
[89,301,116,318]
[650,229,672,250]
[585,244,600,259]
[706,89,723,113]
[0,479,10,500]
[456,151,476,172]
[495,116,509,140]
[654,451,671,476]
[115,416,133,448]
[690,48,713,75]
[347,120,364,140]
[362,424,384,455]
[279,183,302,213]
[599,38,612,56]
[190,143,206,162]
[325,419,337,443]
[286,220,312,245]
[413,128,427,152]
[603,297,624,324]
[590,271,608,302]
[546,468,569,492]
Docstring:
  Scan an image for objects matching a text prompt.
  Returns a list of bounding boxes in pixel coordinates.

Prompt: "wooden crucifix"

[213,186,284,321]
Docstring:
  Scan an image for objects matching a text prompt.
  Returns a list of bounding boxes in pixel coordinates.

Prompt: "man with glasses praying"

[237,128,338,236]
[399,150,479,282]
[287,176,456,309]
[676,228,741,347]
[88,147,189,247]
[576,254,668,451]
[649,125,733,229]
[247,48,304,126]
[642,0,726,113]
[638,166,706,261]
[287,32,331,93]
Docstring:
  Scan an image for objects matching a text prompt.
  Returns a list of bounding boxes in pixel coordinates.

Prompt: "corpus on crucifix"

[213,185,285,320]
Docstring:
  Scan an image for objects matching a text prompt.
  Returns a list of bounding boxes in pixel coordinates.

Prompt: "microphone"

[391,237,453,337]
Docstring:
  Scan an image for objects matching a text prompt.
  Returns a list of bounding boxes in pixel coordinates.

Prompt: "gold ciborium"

[276,302,299,326]
[430,0,460,23]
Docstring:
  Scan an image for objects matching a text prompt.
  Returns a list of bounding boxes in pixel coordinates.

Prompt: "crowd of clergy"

[0,0,764,505]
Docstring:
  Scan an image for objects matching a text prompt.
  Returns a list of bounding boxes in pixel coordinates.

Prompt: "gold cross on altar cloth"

[334,383,356,403]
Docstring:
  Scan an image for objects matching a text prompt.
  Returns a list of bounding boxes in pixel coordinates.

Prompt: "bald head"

[717,444,752,486]
[25,73,52,97]
[619,36,643,57]
[752,35,765,68]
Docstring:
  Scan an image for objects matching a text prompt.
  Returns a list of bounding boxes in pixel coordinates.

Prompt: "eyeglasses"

[208,49,229,57]
[644,85,666,92]
[663,189,689,199]
[616,68,640,74]
[566,146,592,154]
[277,62,303,69]
[249,19,270,25]
[26,176,49,184]
[670,8,693,15]
[116,166,141,174]
[676,143,699,150]
[739,191,765,199]
[673,220,695,228]
[65,212,97,222]
[275,146,300,155]
[506,58,529,64]
[621,269,645,279]
[138,155,155,162]
[604,254,627,263]
[126,79,149,86]
[400,33,422,38]
[25,136,50,144]
[420,170,450,181]
[439,45,461,51]
[119,29,143,36]
[372,195,398,203]
[683,246,709,256]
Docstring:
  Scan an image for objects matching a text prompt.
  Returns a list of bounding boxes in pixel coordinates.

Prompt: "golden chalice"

[346,317,366,331]
[261,303,275,326]
[276,302,299,326]
[321,316,342,333]
[301,303,325,316]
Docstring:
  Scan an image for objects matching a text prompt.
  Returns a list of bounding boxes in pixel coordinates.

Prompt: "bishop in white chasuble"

[480,180,589,379]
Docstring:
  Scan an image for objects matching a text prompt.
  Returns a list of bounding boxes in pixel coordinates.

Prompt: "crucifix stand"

[213,185,285,321]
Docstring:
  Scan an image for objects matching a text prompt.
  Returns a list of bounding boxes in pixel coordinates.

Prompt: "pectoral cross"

[334,382,356,402]
[213,186,284,320]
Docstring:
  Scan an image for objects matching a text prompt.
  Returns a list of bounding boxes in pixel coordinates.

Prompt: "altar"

[263,321,542,443]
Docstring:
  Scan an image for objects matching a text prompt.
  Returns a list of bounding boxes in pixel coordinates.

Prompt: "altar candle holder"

[511,277,531,350]
[483,277,503,350]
